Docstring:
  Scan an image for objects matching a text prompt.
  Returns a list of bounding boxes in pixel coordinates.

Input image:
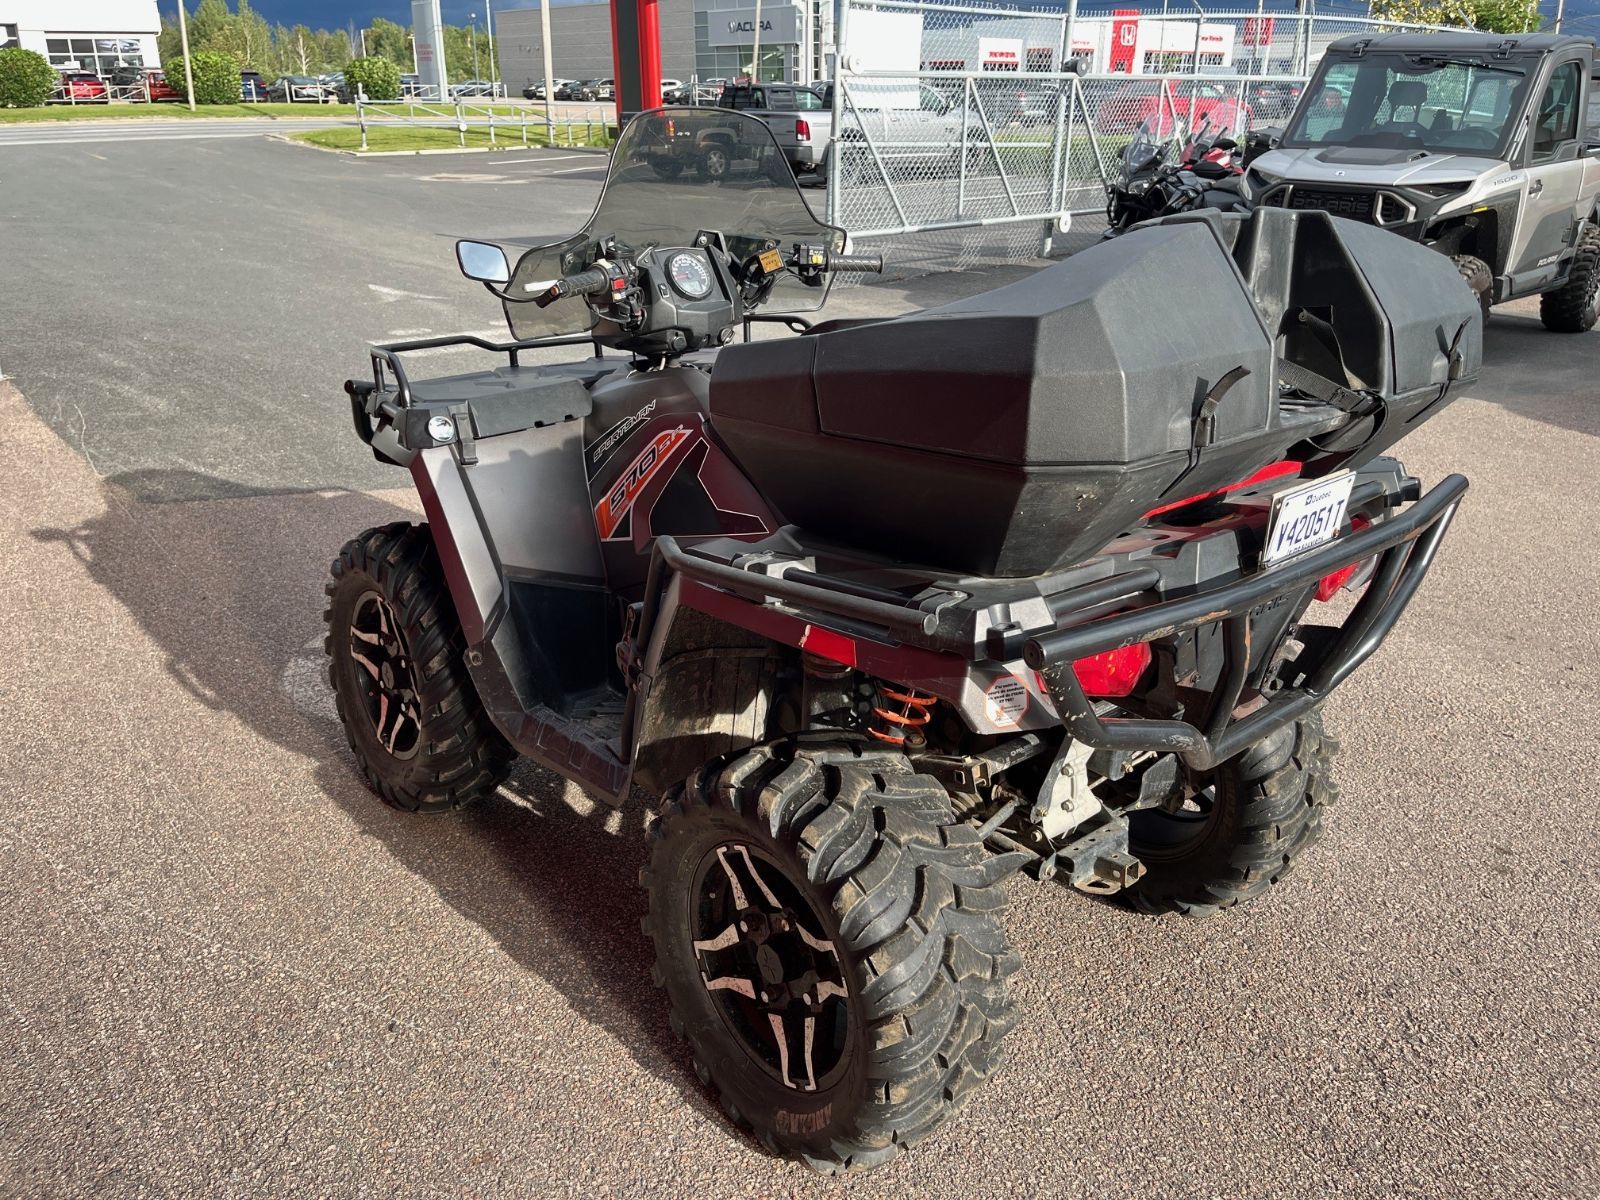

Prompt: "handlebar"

[533,266,613,309]
[827,253,884,274]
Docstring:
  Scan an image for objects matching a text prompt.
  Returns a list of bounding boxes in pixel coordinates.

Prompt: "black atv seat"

[407,362,615,437]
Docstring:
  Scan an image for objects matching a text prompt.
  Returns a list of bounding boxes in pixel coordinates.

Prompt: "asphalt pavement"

[0,136,1597,1199]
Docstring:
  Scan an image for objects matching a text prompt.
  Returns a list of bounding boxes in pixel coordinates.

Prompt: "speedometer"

[666,251,713,300]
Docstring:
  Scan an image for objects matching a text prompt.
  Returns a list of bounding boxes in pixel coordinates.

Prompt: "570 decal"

[594,427,691,539]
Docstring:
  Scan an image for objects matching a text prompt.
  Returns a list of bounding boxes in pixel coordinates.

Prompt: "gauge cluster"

[591,243,740,356]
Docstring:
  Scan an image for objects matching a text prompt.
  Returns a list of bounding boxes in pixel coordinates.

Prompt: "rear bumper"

[1024,473,1469,770]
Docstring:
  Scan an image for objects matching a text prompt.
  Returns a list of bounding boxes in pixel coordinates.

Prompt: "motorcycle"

[329,107,1478,1171]
[1104,114,1251,237]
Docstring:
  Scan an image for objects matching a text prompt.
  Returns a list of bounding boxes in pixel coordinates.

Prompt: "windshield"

[1284,54,1533,155]
[1120,115,1182,179]
[504,108,842,340]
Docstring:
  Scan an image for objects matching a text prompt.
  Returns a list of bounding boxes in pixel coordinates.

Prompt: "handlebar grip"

[533,266,612,308]
[830,253,884,274]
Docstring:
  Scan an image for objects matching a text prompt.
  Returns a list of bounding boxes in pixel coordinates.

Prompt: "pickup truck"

[716,83,832,174]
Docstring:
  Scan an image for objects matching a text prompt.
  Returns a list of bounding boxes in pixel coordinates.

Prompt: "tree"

[343,55,402,100]
[221,0,273,70]
[187,0,234,51]
[166,48,241,104]
[1469,0,1540,31]
[366,18,412,70]
[1368,0,1476,27]
[0,47,56,108]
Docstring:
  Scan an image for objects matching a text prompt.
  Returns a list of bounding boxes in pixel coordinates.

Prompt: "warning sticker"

[983,675,1030,728]
[758,248,785,274]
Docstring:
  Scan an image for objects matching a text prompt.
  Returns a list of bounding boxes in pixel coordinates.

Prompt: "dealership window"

[1026,47,1053,72]
[2,24,18,50]
[46,36,144,76]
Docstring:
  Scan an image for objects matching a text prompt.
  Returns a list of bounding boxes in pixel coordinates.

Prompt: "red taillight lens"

[1314,515,1371,602]
[795,118,811,140]
[1073,642,1152,698]
[665,118,676,137]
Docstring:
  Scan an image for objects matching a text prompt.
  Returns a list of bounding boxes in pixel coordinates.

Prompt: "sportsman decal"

[595,427,691,539]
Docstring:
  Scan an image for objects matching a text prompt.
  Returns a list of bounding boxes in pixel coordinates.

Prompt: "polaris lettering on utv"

[329,108,1477,1171]
[1246,33,1600,331]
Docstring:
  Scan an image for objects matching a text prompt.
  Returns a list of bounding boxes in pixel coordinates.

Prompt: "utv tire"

[1453,254,1493,325]
[1124,711,1337,918]
[325,522,514,814]
[641,737,1023,1172]
[1539,227,1600,333]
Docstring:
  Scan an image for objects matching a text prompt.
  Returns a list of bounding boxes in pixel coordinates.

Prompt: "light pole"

[175,0,196,112]
[485,0,499,96]
[469,14,480,80]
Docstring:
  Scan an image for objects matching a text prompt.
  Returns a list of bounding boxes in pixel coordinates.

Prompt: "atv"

[1244,32,1600,331]
[328,107,1478,1171]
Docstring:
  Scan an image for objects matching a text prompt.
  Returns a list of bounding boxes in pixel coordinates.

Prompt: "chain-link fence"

[825,0,1471,274]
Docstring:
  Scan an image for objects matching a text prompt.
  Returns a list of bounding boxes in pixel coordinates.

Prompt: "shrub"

[0,48,57,108]
[165,50,242,105]
[342,56,402,101]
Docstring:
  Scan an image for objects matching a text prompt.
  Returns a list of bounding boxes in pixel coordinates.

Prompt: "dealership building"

[497,0,828,91]
[1,0,162,75]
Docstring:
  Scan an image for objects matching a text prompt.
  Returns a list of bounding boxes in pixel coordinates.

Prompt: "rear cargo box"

[710,208,1478,577]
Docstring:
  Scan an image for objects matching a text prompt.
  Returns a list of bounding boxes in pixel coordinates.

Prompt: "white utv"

[1246,33,1600,331]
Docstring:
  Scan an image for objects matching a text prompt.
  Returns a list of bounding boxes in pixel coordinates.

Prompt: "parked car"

[240,71,269,102]
[57,72,109,103]
[1245,80,1303,123]
[269,75,331,102]
[104,65,175,102]
[524,78,575,100]
[561,80,600,101]
[400,73,426,98]
[594,78,616,100]
[1094,80,1251,135]
[450,79,498,98]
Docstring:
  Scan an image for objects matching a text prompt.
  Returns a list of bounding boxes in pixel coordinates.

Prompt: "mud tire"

[325,522,514,813]
[1124,712,1338,918]
[1539,227,1600,333]
[641,737,1023,1172]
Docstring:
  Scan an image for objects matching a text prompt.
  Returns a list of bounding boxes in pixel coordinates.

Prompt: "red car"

[145,72,182,103]
[1095,79,1251,136]
[58,72,110,103]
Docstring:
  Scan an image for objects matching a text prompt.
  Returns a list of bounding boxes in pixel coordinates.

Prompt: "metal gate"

[824,1,1470,273]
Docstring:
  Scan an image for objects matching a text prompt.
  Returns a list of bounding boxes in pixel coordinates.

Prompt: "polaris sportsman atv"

[328,108,1477,1171]
[1245,32,1600,331]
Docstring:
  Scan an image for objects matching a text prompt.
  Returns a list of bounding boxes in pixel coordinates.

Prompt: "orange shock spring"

[867,684,937,746]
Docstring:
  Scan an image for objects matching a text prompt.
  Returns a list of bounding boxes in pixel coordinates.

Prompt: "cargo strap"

[1162,364,1252,498]
[1278,359,1385,417]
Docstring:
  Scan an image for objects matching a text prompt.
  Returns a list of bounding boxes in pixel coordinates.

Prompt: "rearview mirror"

[456,240,511,284]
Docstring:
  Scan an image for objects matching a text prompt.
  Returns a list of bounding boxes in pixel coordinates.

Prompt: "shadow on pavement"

[1469,313,1599,441]
[30,467,732,1137]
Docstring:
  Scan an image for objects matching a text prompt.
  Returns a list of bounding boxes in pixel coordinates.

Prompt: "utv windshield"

[503,108,843,340]
[1284,54,1534,156]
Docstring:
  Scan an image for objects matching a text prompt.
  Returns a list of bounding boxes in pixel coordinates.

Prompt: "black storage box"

[710,208,1478,577]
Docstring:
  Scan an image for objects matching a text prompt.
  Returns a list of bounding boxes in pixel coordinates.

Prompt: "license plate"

[1262,472,1355,567]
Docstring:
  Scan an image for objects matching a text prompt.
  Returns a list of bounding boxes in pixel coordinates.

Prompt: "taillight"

[795,118,811,140]
[1073,643,1152,698]
[1314,515,1372,602]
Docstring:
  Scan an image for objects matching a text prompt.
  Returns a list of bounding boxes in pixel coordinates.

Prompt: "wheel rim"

[1128,778,1223,861]
[690,841,852,1094]
[705,149,727,177]
[348,591,422,760]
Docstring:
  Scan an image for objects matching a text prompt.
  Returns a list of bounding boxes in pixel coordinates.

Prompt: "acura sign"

[707,4,802,46]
